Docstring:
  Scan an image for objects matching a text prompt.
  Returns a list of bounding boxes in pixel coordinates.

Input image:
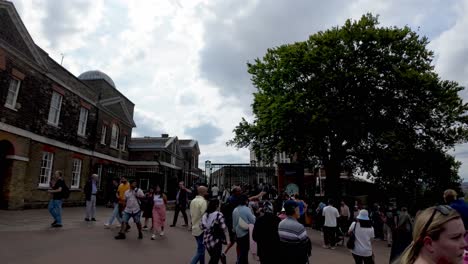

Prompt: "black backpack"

[61,182,70,199]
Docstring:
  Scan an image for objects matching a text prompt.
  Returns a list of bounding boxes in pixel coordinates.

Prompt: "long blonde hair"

[394,206,460,264]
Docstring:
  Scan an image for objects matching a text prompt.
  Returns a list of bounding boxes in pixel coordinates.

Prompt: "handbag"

[346,222,357,250]
[238,216,249,231]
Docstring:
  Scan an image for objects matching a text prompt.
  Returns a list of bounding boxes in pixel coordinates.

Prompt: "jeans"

[85,195,97,219]
[323,226,336,247]
[352,254,374,264]
[173,204,188,225]
[237,234,250,264]
[108,202,122,225]
[191,234,205,264]
[48,199,63,224]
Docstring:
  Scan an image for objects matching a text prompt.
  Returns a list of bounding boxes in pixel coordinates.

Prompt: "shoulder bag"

[346,222,357,250]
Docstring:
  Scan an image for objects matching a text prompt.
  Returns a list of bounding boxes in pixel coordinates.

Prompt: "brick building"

[0,1,201,209]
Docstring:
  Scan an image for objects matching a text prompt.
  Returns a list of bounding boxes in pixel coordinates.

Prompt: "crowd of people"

[45,170,468,264]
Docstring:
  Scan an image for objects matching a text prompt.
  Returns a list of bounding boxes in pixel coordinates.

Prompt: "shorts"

[122,211,141,224]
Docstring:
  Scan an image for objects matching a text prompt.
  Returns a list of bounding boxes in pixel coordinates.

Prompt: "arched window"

[111,124,119,149]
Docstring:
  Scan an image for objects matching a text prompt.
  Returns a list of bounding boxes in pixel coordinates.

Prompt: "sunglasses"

[418,205,453,242]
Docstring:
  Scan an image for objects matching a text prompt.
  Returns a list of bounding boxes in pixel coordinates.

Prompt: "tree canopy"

[228,14,468,199]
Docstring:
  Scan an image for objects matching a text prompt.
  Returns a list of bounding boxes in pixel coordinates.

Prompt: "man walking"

[339,200,351,232]
[48,171,66,228]
[190,186,208,264]
[84,174,99,221]
[211,184,220,199]
[233,195,256,264]
[278,200,311,263]
[115,180,145,240]
[171,181,192,227]
[322,199,340,249]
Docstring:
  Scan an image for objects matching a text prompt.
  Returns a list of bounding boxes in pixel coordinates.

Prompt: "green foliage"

[228,14,468,199]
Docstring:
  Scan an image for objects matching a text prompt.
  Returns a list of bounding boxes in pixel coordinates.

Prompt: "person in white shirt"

[115,180,145,240]
[348,210,375,264]
[322,199,340,249]
[211,184,220,199]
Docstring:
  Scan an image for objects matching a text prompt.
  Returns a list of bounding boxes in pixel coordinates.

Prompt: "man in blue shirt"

[444,189,468,229]
[232,195,255,264]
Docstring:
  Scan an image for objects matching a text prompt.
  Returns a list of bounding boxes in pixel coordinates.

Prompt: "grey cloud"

[132,111,165,138]
[197,0,350,105]
[184,123,223,145]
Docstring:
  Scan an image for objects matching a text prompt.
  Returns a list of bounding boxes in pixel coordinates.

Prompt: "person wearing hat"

[278,200,311,264]
[348,209,375,264]
[253,201,281,264]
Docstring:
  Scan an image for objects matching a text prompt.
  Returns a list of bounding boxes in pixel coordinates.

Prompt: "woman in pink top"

[151,185,167,240]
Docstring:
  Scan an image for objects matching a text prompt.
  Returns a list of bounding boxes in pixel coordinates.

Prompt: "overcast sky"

[10,0,468,179]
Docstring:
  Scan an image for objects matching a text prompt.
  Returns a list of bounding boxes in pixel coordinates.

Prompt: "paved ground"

[0,207,391,264]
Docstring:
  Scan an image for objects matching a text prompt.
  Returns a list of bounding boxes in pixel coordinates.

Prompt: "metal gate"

[206,163,276,190]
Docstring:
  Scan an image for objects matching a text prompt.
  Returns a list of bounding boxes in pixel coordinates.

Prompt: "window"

[97,164,103,189]
[71,159,82,189]
[111,124,119,148]
[121,136,127,151]
[39,152,54,187]
[77,107,88,136]
[48,91,63,126]
[171,155,176,165]
[100,126,107,145]
[5,78,21,109]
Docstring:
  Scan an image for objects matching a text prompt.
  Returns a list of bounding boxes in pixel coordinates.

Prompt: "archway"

[0,140,14,209]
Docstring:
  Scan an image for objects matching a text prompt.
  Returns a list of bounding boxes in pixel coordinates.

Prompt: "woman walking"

[151,185,167,239]
[201,198,227,264]
[393,205,466,264]
[348,209,375,264]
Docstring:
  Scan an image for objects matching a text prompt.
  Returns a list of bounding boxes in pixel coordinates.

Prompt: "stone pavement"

[0,207,391,264]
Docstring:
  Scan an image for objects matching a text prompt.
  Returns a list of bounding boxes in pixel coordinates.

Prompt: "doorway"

[0,140,14,209]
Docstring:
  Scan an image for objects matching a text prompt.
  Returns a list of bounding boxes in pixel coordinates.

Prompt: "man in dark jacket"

[84,174,99,221]
[253,201,281,264]
[171,181,192,227]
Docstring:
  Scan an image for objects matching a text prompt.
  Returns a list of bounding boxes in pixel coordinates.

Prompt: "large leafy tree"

[228,14,468,199]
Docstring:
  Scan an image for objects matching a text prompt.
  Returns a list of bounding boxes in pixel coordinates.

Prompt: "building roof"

[129,137,174,150]
[179,139,196,148]
[78,70,116,88]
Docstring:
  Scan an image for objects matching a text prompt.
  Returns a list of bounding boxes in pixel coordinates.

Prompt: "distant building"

[0,1,200,208]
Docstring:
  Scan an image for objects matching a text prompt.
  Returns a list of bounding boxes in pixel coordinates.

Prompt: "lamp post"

[205,160,211,186]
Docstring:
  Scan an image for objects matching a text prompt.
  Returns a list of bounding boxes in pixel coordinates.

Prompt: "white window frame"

[77,107,88,136]
[39,152,54,187]
[121,136,127,151]
[111,124,119,149]
[47,91,63,126]
[71,159,82,189]
[5,78,21,110]
[100,125,107,145]
[97,164,103,189]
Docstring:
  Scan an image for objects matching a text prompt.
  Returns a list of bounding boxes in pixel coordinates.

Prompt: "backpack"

[61,182,70,199]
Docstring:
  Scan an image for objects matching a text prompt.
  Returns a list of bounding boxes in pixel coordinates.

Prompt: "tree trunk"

[324,160,341,203]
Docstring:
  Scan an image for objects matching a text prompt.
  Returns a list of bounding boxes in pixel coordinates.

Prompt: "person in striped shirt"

[278,200,312,264]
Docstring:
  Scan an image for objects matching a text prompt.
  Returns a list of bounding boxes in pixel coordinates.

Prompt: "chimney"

[161,134,169,138]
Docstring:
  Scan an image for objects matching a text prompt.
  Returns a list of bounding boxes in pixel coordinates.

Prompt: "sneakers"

[138,232,143,239]
[330,247,336,250]
[104,223,110,229]
[115,233,126,240]
[170,224,175,227]
[160,231,164,236]
[51,223,62,228]
[51,221,57,227]
[322,245,330,249]
[151,234,156,240]
[91,218,97,221]
[142,226,149,231]
[85,218,90,222]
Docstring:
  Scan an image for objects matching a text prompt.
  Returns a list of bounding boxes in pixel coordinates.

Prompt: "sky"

[9,0,468,179]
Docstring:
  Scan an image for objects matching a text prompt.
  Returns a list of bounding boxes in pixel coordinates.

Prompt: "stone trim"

[5,155,29,162]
